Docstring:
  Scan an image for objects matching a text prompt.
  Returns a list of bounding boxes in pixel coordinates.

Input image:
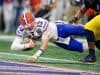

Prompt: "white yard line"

[0,52,100,66]
[0,52,100,74]
[0,35,15,41]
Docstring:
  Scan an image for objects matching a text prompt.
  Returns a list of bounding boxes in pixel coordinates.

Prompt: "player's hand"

[27,56,36,63]
[69,17,78,24]
[28,39,36,48]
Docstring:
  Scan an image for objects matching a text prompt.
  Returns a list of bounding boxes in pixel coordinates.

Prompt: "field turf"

[0,39,100,72]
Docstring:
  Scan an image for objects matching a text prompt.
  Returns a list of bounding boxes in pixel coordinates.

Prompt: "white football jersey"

[16,18,58,41]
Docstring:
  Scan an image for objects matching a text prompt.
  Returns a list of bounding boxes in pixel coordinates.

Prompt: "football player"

[11,11,90,62]
[81,15,100,62]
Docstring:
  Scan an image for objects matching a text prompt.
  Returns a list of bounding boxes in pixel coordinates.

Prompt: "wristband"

[33,49,44,59]
[39,48,44,52]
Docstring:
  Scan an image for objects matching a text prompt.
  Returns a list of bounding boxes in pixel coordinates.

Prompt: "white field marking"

[0,52,100,66]
[0,35,15,41]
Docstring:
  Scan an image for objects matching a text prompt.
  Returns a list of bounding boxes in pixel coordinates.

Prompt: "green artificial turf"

[0,40,100,72]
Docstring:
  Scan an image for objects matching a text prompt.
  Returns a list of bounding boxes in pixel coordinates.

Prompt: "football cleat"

[80,54,96,63]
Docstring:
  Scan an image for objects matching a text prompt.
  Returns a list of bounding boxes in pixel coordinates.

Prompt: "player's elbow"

[11,44,20,51]
[11,44,17,51]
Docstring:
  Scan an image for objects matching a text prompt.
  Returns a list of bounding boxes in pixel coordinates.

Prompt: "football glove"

[69,17,78,24]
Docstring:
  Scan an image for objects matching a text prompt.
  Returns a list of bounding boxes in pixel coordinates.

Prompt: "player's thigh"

[84,15,100,31]
[94,30,100,41]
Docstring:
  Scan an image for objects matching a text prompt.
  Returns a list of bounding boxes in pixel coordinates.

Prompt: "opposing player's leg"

[81,15,100,62]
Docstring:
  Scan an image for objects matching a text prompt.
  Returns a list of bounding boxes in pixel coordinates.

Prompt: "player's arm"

[69,4,87,23]
[27,25,50,62]
[27,38,49,62]
[33,39,48,59]
[27,20,51,62]
[74,5,87,19]
[11,36,36,51]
